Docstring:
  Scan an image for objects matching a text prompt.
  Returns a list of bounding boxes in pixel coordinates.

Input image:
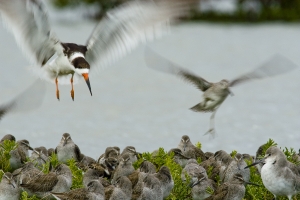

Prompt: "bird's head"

[219,79,230,89]
[61,43,92,96]
[72,58,92,96]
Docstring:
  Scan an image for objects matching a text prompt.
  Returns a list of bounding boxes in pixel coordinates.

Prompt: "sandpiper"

[0,134,16,143]
[52,180,105,200]
[168,148,191,167]
[142,174,163,200]
[0,172,20,200]
[120,146,140,163]
[127,170,146,199]
[111,153,134,184]
[177,135,206,162]
[139,160,156,174]
[210,174,259,200]
[190,172,217,200]
[30,147,49,169]
[12,161,42,186]
[55,133,82,163]
[77,153,97,170]
[20,164,72,198]
[145,47,298,136]
[0,0,198,101]
[105,176,132,200]
[181,159,207,184]
[222,153,250,184]
[154,166,174,199]
[245,146,300,200]
[83,168,105,187]
[98,147,119,164]
[9,139,33,170]
[98,157,119,178]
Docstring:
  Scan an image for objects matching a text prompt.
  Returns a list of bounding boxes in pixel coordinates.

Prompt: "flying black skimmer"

[0,0,198,100]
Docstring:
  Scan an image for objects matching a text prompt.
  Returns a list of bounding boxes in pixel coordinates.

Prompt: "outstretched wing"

[230,55,298,87]
[0,79,46,122]
[0,0,62,66]
[145,47,212,91]
[86,0,198,72]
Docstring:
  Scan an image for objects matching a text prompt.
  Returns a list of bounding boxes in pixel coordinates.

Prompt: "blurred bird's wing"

[0,79,46,122]
[86,0,198,72]
[0,0,63,66]
[229,55,298,87]
[145,47,212,91]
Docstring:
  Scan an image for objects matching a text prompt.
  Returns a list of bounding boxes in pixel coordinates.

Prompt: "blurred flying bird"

[0,80,46,122]
[145,47,298,137]
[0,0,198,100]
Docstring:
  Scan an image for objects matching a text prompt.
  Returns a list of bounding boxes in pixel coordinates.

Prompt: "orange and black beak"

[82,73,92,96]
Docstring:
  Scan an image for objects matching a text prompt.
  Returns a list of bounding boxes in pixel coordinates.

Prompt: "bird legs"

[70,74,74,101]
[204,110,217,138]
[55,77,59,100]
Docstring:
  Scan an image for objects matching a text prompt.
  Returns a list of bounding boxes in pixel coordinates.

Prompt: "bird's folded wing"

[145,47,212,91]
[21,172,58,192]
[0,0,62,66]
[230,54,298,87]
[86,0,198,72]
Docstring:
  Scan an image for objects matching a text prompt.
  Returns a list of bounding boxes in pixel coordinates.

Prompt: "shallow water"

[0,17,300,159]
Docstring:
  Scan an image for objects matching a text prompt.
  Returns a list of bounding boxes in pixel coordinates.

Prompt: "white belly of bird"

[261,163,297,196]
[41,55,80,85]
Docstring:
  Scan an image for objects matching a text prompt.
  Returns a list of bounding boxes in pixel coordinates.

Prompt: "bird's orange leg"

[55,77,59,100]
[70,75,74,101]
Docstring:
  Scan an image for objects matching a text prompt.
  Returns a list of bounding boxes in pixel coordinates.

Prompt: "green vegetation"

[0,140,17,172]
[1,139,300,199]
[50,0,300,22]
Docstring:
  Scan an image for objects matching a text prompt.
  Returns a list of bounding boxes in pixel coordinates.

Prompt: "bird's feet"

[56,90,60,101]
[70,89,74,101]
[204,128,216,138]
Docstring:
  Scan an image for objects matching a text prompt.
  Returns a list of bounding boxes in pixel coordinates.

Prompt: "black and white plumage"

[0,0,198,100]
[145,47,298,137]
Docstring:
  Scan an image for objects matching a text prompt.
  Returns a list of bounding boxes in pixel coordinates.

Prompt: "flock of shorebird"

[1,133,300,200]
[0,0,299,199]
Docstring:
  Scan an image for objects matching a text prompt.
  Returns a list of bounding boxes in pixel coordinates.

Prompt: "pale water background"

[0,8,300,159]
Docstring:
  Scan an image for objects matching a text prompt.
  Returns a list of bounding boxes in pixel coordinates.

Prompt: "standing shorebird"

[145,48,298,136]
[55,133,82,163]
[0,0,198,101]
[245,146,300,200]
[177,135,206,161]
